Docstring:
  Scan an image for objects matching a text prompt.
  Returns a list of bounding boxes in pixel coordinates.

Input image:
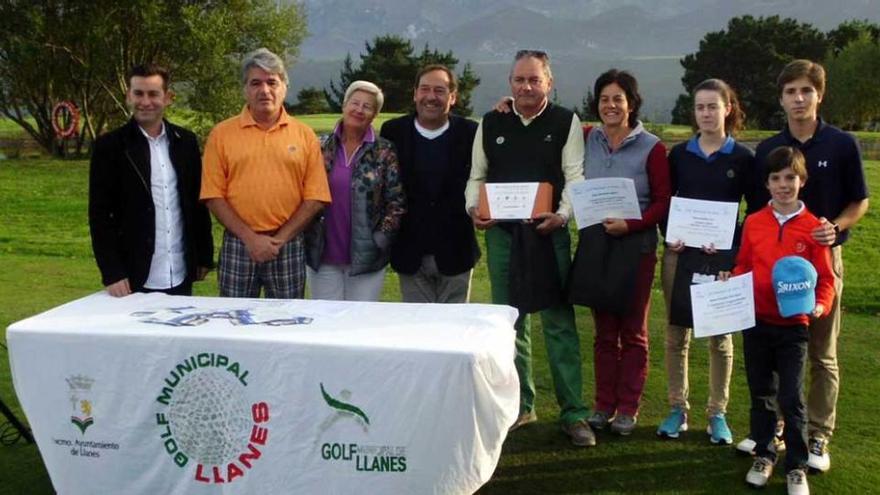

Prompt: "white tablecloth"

[7,293,519,494]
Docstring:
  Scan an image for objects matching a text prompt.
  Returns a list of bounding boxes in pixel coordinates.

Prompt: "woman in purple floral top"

[305,80,406,301]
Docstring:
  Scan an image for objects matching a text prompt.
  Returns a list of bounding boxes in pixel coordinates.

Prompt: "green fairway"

[291,113,404,135]
[1,150,878,493]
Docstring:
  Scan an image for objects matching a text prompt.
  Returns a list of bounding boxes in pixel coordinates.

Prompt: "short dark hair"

[591,69,641,128]
[128,63,170,91]
[414,64,457,93]
[777,59,826,97]
[764,146,808,183]
[692,78,746,136]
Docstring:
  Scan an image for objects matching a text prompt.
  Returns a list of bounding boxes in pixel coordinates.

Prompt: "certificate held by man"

[665,197,739,250]
[478,182,552,220]
[568,178,642,229]
[690,272,756,338]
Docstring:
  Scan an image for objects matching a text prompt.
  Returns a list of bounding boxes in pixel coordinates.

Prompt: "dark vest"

[410,131,452,254]
[482,103,572,210]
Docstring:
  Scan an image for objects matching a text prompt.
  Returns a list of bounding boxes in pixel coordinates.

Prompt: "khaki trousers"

[661,249,733,415]
[808,245,843,440]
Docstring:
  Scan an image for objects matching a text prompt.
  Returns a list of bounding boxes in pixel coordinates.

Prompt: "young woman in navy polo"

[657,79,755,444]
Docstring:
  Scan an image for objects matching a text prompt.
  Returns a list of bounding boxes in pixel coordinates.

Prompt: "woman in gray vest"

[579,69,671,435]
[305,80,406,301]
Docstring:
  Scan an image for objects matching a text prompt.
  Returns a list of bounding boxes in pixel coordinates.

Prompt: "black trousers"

[141,279,193,296]
[742,320,809,473]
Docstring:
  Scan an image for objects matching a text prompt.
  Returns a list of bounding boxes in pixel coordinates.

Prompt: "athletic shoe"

[745,456,775,488]
[610,414,637,436]
[707,413,733,445]
[736,423,786,455]
[561,419,596,447]
[772,435,786,453]
[587,410,612,431]
[786,469,810,495]
[806,437,830,473]
[657,408,688,439]
[509,410,537,432]
[736,436,757,455]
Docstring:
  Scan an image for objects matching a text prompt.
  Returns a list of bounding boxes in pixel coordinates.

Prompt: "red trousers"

[592,252,656,417]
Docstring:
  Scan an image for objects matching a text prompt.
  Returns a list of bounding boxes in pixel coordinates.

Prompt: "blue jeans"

[742,321,809,473]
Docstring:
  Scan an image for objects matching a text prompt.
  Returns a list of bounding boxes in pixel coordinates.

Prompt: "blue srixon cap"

[772,256,818,318]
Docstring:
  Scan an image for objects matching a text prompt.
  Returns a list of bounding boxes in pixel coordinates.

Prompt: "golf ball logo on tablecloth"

[155,353,271,485]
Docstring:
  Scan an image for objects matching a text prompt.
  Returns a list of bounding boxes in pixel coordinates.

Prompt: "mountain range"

[288,0,880,121]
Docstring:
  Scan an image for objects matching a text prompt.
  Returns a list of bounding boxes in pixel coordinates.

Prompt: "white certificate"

[485,182,540,220]
[691,272,756,338]
[569,178,642,228]
[666,197,739,250]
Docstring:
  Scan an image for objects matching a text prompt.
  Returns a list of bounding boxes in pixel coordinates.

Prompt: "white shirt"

[140,124,186,289]
[414,119,450,140]
[772,200,806,225]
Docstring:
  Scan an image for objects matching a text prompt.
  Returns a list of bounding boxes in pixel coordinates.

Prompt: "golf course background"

[1,116,877,494]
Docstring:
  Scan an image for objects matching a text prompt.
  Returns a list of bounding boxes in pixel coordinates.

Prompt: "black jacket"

[88,119,214,291]
[380,113,479,275]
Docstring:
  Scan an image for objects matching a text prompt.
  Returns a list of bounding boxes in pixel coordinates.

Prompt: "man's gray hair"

[241,48,288,85]
[510,49,553,81]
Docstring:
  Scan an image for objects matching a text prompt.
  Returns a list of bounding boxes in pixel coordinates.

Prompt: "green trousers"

[485,226,588,425]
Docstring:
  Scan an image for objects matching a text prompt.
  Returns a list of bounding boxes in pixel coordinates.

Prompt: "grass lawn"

[1,152,878,493]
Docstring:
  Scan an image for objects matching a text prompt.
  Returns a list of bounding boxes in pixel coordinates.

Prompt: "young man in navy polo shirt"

[745,59,870,473]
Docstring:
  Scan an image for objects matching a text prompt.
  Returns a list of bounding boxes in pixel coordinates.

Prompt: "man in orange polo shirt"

[201,48,331,298]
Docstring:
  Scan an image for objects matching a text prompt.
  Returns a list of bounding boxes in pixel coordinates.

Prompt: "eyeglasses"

[515,49,550,62]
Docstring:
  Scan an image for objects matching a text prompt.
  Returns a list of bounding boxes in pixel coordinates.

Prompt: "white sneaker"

[736,434,786,456]
[807,437,830,472]
[736,436,757,455]
[786,469,810,495]
[746,456,774,488]
[740,419,787,454]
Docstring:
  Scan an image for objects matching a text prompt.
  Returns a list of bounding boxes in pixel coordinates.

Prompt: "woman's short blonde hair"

[343,80,384,113]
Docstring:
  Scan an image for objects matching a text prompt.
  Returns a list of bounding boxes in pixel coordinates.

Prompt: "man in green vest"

[465,50,593,447]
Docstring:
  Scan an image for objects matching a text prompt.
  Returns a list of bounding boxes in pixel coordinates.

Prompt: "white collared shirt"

[772,200,806,225]
[140,123,186,289]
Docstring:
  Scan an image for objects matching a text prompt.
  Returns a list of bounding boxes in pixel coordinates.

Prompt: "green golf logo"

[321,383,370,425]
[318,383,407,473]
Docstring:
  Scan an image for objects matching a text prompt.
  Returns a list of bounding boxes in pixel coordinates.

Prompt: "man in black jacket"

[89,64,213,296]
[380,65,479,303]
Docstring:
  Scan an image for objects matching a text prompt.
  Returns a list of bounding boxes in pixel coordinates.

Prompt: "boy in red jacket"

[720,146,834,495]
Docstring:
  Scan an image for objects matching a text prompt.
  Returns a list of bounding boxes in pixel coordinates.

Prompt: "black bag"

[508,224,562,314]
[567,224,643,314]
[669,248,737,327]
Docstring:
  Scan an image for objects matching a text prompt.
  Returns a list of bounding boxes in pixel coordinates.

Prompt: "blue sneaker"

[707,413,733,445]
[657,408,688,439]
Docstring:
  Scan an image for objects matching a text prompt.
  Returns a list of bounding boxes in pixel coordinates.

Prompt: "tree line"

[290,35,480,117]
[1,2,878,158]
[670,16,880,131]
[0,0,306,156]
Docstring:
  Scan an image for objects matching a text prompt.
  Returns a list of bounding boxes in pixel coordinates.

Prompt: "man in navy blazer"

[89,64,213,296]
[380,65,479,302]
